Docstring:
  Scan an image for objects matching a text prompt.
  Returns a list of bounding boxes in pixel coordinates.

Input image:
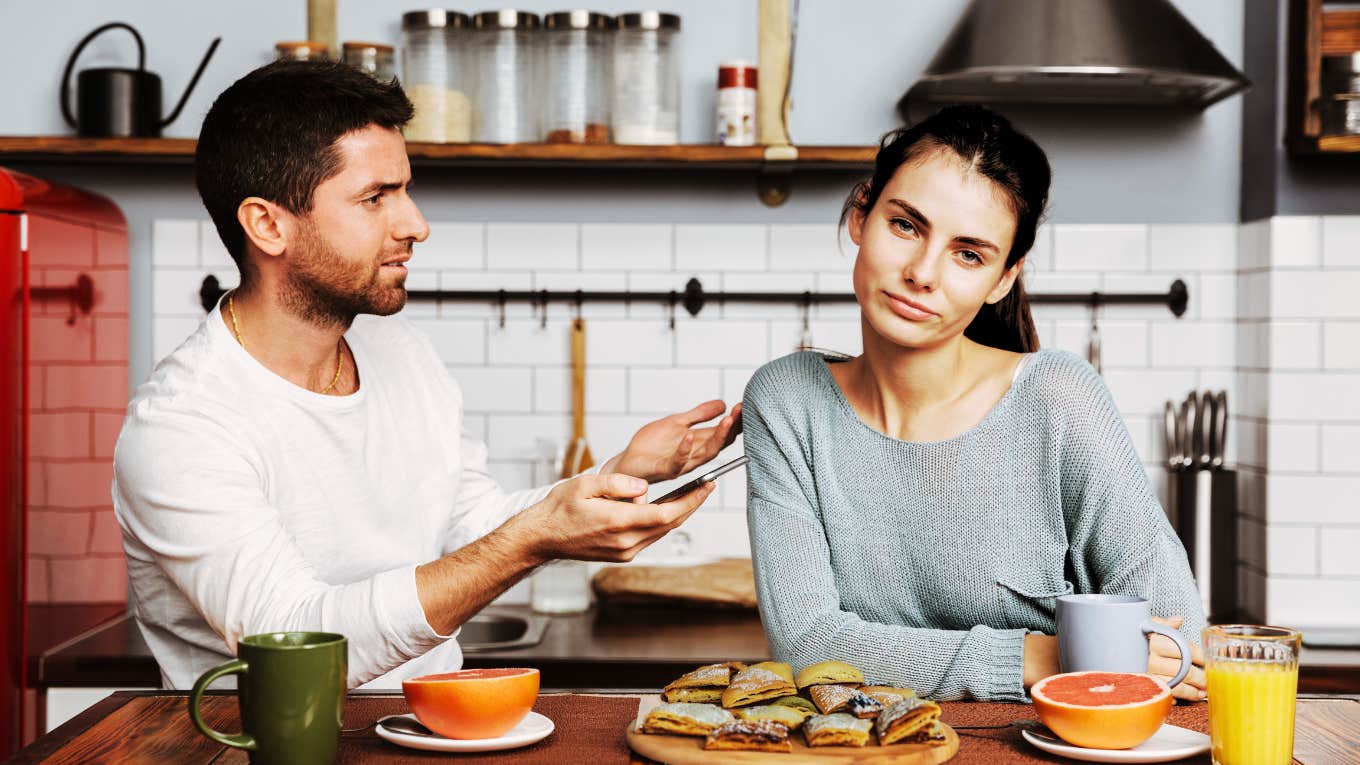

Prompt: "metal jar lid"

[545,11,615,31]
[473,10,542,30]
[401,10,471,29]
[342,41,394,53]
[617,11,680,31]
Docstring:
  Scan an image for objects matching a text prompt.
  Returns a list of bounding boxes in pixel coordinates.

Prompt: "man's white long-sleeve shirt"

[113,305,550,689]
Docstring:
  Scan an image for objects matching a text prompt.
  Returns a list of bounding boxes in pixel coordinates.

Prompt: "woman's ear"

[848,204,867,246]
[237,197,289,259]
[985,256,1026,305]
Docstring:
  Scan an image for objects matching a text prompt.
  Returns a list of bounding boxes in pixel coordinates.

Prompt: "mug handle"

[189,658,258,751]
[1141,620,1193,689]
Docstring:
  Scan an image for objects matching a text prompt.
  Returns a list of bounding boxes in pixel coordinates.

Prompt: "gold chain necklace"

[227,290,345,394]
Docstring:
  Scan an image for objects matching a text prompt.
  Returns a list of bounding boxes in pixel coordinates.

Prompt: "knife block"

[1174,469,1238,623]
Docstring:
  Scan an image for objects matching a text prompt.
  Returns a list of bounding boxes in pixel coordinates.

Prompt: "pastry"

[808,684,882,718]
[860,685,917,707]
[875,697,944,746]
[803,712,873,747]
[721,663,797,708]
[795,659,865,689]
[703,719,793,753]
[662,662,743,703]
[845,690,884,719]
[735,704,811,730]
[667,662,745,690]
[747,661,795,684]
[768,695,819,716]
[640,702,734,736]
[662,687,724,703]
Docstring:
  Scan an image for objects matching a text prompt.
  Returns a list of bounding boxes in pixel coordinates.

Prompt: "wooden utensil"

[561,317,594,478]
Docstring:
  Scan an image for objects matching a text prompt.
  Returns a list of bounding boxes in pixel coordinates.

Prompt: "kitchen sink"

[458,610,549,653]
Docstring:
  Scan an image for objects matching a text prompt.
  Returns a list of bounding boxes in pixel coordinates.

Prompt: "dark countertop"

[35,604,1360,693]
[37,604,772,690]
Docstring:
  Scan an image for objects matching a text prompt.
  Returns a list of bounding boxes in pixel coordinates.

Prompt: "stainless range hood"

[902,0,1249,113]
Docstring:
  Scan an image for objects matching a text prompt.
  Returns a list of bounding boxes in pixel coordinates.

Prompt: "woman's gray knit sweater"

[742,349,1205,702]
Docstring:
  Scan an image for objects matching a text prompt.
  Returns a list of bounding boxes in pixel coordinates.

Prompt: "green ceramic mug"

[189,632,347,765]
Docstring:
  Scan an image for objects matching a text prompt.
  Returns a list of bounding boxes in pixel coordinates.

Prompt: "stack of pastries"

[638,659,947,752]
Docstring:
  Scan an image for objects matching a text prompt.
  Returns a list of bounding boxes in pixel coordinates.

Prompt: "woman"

[742,105,1205,703]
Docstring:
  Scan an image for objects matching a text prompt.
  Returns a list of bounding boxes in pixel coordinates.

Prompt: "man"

[113,60,740,689]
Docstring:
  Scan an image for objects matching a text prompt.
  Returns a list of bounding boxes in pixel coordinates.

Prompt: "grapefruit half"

[402,667,540,739]
[1031,671,1172,750]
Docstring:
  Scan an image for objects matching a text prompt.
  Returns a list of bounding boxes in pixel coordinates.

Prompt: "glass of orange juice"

[1203,624,1301,765]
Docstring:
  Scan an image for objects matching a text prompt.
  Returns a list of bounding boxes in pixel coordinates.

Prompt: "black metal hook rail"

[29,273,94,326]
[198,275,1188,323]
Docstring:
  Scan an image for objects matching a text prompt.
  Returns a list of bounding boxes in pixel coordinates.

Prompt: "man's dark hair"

[195,60,413,280]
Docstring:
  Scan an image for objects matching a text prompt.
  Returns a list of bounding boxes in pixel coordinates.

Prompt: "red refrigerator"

[0,169,128,755]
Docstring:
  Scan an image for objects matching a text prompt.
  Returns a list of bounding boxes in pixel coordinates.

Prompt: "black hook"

[573,290,584,322]
[496,289,506,329]
[668,292,678,331]
[538,289,549,329]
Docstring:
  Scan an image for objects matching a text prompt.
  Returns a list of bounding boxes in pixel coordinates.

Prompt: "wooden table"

[8,691,1359,764]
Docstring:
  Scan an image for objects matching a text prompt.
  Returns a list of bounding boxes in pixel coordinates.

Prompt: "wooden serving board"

[626,696,959,765]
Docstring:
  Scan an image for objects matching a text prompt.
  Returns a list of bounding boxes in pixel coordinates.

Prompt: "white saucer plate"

[375,712,554,753]
[1021,723,1210,763]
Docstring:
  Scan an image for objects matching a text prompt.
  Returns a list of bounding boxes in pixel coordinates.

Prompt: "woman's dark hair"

[195,60,414,285]
[840,105,1050,353]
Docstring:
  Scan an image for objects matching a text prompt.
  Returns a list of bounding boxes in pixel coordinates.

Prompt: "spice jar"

[275,41,331,62]
[543,11,613,144]
[612,12,681,145]
[342,41,396,81]
[472,10,542,143]
[716,60,757,146]
[400,10,472,143]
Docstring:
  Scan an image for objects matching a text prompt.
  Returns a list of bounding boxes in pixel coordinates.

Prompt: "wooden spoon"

[560,317,594,478]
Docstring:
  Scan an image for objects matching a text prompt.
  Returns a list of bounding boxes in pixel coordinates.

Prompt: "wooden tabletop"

[9,691,1360,764]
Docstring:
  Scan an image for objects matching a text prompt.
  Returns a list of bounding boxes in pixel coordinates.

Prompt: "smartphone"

[650,456,750,504]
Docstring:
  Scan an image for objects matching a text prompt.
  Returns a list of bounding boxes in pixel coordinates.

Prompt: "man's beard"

[280,222,409,329]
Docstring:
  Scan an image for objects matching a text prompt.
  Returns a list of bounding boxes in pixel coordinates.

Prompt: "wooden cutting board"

[626,696,959,764]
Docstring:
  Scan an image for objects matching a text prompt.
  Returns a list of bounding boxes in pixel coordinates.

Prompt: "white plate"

[1021,723,1209,763]
[375,712,554,753]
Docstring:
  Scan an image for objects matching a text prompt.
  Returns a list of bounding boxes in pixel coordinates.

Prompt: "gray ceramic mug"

[1056,594,1192,688]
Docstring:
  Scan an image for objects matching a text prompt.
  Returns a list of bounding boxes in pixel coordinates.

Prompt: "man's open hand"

[601,400,743,485]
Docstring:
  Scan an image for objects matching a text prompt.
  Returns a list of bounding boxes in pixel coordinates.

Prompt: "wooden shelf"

[0,136,876,170]
[1290,134,1360,155]
[1285,0,1360,157]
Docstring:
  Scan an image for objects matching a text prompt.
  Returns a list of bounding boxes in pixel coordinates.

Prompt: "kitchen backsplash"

[147,216,1360,623]
[28,217,128,603]
[1235,216,1360,628]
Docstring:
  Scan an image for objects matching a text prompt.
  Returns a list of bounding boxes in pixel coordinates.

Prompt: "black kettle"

[61,22,221,138]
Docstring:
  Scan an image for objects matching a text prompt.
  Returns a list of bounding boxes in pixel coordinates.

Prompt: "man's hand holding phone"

[650,456,749,504]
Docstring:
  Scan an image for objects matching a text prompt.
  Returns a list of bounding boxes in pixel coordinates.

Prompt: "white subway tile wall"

[151,216,1359,622]
[1233,215,1360,625]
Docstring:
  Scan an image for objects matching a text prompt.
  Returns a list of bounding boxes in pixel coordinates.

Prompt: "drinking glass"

[1204,624,1301,765]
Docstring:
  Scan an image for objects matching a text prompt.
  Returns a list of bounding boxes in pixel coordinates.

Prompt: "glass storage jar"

[543,11,613,144]
[472,10,542,143]
[342,41,395,81]
[275,41,331,62]
[611,11,680,145]
[400,10,472,143]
